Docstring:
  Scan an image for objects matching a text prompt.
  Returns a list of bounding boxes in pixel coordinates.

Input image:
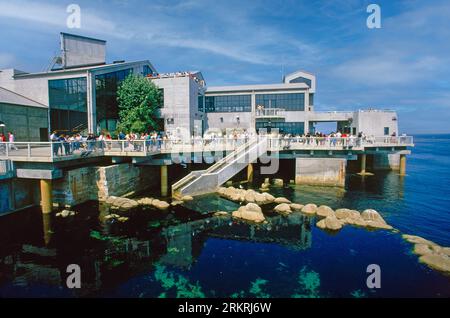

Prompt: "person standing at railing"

[50,131,60,156]
[87,133,96,151]
[7,132,18,151]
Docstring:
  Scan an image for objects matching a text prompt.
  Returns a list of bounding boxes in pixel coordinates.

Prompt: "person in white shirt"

[8,132,18,151]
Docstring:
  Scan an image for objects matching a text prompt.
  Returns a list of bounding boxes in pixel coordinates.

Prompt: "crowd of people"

[0,132,18,153]
[1,128,400,157]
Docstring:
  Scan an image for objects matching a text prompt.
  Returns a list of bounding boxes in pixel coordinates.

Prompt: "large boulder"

[274,197,291,204]
[232,203,265,223]
[301,204,318,215]
[316,215,343,231]
[316,205,334,218]
[361,209,387,224]
[108,197,138,211]
[419,254,450,273]
[335,208,360,220]
[263,192,275,203]
[152,199,170,210]
[244,191,256,203]
[137,197,154,206]
[181,195,194,201]
[254,193,267,205]
[402,234,436,246]
[290,203,304,212]
[274,203,292,215]
[361,209,393,230]
[105,196,118,204]
[273,179,284,187]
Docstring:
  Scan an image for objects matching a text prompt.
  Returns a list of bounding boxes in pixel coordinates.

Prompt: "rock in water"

[181,195,194,201]
[232,203,265,223]
[361,209,387,224]
[335,208,359,220]
[137,197,154,206]
[274,197,291,204]
[316,205,334,218]
[419,254,450,273]
[273,179,284,187]
[402,234,436,246]
[316,215,343,231]
[301,204,318,215]
[152,199,170,210]
[290,203,304,212]
[274,203,292,215]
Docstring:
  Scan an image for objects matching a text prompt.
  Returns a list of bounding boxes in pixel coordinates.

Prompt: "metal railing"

[0,136,414,161]
[255,108,286,118]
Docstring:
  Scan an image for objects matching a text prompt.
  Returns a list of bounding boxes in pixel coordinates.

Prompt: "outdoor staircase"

[172,136,268,198]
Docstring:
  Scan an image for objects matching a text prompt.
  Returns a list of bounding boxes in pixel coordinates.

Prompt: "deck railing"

[0,136,414,161]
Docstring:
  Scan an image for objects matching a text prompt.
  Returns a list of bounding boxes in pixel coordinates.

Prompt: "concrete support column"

[247,163,254,183]
[161,165,168,197]
[360,154,366,174]
[399,154,406,176]
[295,158,346,187]
[40,179,53,214]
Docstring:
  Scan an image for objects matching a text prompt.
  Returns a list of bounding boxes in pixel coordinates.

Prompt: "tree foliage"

[116,74,162,133]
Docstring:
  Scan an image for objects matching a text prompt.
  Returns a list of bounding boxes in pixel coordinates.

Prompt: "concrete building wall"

[51,163,159,207]
[352,110,399,136]
[295,157,346,187]
[152,76,204,136]
[0,103,48,141]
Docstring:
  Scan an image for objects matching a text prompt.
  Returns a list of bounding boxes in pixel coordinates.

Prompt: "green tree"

[116,74,162,133]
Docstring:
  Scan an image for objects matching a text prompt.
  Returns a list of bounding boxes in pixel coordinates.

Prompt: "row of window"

[204,93,307,113]
[256,121,305,135]
[205,95,251,112]
[255,93,305,111]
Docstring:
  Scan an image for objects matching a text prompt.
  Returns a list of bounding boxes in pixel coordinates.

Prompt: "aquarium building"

[0,32,398,139]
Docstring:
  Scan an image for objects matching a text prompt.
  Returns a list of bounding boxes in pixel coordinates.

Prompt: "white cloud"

[0,53,15,68]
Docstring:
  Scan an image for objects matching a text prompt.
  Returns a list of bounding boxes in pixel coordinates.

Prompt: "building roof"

[206,82,309,94]
[12,60,157,79]
[0,86,47,108]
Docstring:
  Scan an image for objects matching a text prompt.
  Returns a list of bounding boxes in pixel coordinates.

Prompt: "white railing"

[255,108,286,118]
[0,136,414,161]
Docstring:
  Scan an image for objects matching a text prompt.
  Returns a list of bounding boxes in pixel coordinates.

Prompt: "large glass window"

[142,65,154,77]
[289,77,312,87]
[205,95,251,112]
[255,93,305,111]
[95,69,132,132]
[256,121,305,135]
[49,77,87,133]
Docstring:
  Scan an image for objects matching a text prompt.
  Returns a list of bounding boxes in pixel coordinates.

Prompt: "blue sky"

[1,0,449,134]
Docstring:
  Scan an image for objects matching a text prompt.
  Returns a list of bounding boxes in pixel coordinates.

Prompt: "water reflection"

[0,203,313,297]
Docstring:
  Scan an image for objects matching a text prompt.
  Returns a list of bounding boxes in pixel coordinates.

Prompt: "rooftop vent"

[113,60,125,64]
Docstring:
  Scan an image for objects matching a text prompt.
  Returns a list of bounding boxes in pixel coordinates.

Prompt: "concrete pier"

[400,154,407,175]
[295,158,346,187]
[40,179,53,214]
[247,163,254,183]
[161,165,168,197]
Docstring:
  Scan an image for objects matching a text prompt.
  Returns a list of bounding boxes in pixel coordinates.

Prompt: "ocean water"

[0,134,449,298]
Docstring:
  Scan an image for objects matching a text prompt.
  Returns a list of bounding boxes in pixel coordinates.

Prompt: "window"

[198,94,204,112]
[384,127,390,135]
[205,95,251,112]
[289,76,312,87]
[142,65,154,77]
[48,77,87,133]
[256,121,305,135]
[255,93,305,111]
[309,93,314,106]
[95,68,133,132]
